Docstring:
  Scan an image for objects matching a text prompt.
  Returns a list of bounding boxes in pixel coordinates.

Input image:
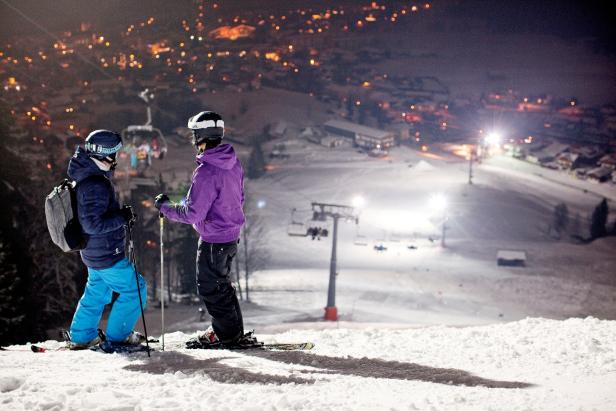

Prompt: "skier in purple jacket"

[154,111,246,345]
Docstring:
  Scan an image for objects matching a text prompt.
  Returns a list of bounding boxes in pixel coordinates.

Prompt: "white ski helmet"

[187,111,224,146]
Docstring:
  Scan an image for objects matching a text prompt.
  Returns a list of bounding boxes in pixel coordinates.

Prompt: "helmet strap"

[91,154,117,171]
[91,157,112,172]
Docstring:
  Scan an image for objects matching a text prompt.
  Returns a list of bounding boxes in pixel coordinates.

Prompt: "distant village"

[2,1,615,185]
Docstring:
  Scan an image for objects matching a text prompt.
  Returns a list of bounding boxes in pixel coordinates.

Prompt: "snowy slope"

[2,318,616,410]
[238,142,616,325]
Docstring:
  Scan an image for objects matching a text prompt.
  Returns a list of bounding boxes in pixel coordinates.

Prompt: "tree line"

[551,198,615,241]
[0,102,86,346]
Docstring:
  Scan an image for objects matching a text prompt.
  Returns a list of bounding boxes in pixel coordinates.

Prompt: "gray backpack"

[45,179,87,252]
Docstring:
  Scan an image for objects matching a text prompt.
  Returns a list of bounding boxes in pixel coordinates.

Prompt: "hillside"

[1,318,615,410]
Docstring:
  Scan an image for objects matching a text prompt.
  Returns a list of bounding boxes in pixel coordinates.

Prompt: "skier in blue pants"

[67,130,147,349]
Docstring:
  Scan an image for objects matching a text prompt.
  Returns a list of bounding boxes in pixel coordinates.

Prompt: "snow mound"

[411,159,436,172]
[1,318,615,410]
[0,376,24,393]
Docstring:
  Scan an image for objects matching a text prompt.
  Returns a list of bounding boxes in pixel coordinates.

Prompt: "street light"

[485,131,502,147]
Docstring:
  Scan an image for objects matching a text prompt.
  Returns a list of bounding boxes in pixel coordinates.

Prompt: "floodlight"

[429,193,447,212]
[485,131,502,147]
[351,195,366,209]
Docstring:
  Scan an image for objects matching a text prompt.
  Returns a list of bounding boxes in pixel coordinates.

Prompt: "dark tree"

[0,105,31,344]
[553,203,569,235]
[0,196,28,345]
[0,102,86,344]
[346,97,355,118]
[590,198,609,239]
[236,194,270,302]
[239,99,249,115]
[358,104,367,125]
[173,224,199,294]
[246,139,266,179]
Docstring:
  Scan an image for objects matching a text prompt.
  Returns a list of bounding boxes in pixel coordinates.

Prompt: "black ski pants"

[196,238,243,343]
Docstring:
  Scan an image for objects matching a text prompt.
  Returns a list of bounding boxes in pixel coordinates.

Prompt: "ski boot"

[185,326,223,349]
[198,326,222,346]
[66,329,104,350]
[122,331,147,345]
[235,330,262,348]
[98,331,152,354]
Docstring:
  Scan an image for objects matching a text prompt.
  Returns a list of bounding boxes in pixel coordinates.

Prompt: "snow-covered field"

[13,134,613,410]
[2,318,615,410]
[146,137,616,334]
[239,141,616,326]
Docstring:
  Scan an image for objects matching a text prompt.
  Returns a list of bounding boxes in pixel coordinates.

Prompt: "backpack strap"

[70,175,112,220]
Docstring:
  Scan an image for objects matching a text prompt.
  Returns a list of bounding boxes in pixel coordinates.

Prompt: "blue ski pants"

[69,257,147,344]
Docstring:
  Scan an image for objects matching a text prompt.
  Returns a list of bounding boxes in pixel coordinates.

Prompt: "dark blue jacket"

[67,147,125,269]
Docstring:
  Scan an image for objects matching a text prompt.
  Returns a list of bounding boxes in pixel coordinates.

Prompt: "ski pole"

[128,221,151,357]
[160,215,165,351]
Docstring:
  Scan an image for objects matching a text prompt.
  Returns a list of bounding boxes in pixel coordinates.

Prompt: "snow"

[411,159,437,173]
[234,141,616,327]
[2,318,616,410]
[9,134,615,408]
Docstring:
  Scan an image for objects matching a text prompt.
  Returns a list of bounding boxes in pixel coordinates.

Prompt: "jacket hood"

[196,143,238,170]
[67,146,110,182]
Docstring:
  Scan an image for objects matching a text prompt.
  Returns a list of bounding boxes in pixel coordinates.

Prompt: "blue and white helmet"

[187,111,224,145]
[84,129,122,159]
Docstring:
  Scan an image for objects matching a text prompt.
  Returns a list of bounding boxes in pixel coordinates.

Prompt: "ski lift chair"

[287,221,309,237]
[287,207,309,237]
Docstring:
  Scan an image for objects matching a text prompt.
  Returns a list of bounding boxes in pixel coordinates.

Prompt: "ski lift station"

[323,119,395,151]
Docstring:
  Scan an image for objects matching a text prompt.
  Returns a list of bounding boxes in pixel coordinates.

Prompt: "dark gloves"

[154,193,170,210]
[119,205,137,224]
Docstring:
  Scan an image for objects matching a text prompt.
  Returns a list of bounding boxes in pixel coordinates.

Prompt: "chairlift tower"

[311,202,358,321]
[138,88,155,127]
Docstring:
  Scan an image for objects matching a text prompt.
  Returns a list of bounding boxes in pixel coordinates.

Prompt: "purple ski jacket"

[160,144,245,243]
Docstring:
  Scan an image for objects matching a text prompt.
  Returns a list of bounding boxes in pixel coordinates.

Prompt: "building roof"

[324,119,391,139]
[598,154,616,166]
[557,152,579,163]
[542,142,570,157]
[588,167,613,178]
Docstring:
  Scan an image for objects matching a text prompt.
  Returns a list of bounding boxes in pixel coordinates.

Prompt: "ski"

[97,340,154,354]
[30,341,312,352]
[260,342,315,351]
[184,338,314,351]
[30,341,156,354]
[31,344,83,353]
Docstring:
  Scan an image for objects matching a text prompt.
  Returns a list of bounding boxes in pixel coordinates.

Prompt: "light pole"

[311,202,358,321]
[468,147,474,185]
[327,214,340,320]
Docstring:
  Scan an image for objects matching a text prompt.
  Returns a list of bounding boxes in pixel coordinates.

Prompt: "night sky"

[1,0,615,55]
